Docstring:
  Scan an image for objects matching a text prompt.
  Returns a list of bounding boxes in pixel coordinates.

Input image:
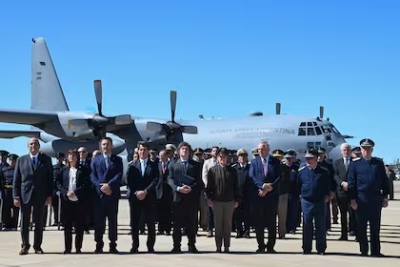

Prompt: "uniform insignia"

[298,166,305,171]
[353,157,361,161]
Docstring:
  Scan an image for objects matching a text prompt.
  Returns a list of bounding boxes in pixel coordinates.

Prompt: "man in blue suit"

[90,137,123,254]
[249,140,281,253]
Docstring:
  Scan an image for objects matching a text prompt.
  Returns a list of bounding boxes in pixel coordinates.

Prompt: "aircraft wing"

[0,129,42,139]
[0,109,56,125]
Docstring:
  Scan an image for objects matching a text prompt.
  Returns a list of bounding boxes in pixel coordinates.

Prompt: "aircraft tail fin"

[31,37,69,111]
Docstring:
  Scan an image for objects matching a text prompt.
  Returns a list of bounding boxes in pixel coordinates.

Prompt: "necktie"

[162,163,166,174]
[105,156,110,169]
[141,160,145,176]
[182,160,187,173]
[262,158,268,176]
[345,158,349,171]
[32,157,37,168]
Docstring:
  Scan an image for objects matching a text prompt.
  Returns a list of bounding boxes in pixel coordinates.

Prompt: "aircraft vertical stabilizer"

[31,37,69,111]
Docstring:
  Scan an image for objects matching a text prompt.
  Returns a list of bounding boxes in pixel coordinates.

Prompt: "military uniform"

[285,150,300,234]
[297,149,330,254]
[1,154,19,230]
[348,139,390,257]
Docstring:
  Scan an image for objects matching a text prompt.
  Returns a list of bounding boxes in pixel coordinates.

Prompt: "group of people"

[0,136,392,257]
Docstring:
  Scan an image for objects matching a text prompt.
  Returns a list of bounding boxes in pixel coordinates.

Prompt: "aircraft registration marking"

[209,127,296,138]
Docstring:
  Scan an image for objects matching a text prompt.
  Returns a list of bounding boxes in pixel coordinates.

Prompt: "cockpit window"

[299,122,322,136]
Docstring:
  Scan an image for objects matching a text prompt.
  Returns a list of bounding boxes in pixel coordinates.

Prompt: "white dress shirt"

[68,167,78,201]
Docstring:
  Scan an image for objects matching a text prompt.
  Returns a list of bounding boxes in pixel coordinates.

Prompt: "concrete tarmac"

[1,183,399,267]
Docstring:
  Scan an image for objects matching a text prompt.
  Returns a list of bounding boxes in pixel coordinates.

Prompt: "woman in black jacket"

[57,149,90,254]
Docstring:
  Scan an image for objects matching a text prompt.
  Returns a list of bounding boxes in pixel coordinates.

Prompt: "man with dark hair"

[168,141,203,253]
[90,137,123,253]
[127,142,159,253]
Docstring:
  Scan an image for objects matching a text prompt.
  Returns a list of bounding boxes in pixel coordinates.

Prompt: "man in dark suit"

[127,142,159,253]
[249,140,281,253]
[156,149,173,235]
[13,138,54,255]
[90,137,123,253]
[333,143,355,240]
[167,141,203,253]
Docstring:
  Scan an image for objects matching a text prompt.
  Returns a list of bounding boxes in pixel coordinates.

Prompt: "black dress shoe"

[94,248,103,254]
[171,247,182,253]
[109,247,119,254]
[76,249,82,254]
[256,248,265,253]
[338,236,348,241]
[63,250,71,254]
[188,246,199,253]
[34,248,44,254]
[371,253,384,257]
[19,248,29,255]
[130,247,138,253]
[266,249,277,254]
[148,247,155,253]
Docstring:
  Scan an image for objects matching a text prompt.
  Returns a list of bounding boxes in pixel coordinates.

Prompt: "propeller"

[276,103,281,115]
[68,80,133,141]
[320,106,324,119]
[146,90,198,143]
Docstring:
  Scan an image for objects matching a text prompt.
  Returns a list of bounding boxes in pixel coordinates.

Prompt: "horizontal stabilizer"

[0,130,42,139]
[342,135,354,139]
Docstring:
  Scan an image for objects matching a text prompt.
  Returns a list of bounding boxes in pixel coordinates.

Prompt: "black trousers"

[52,193,61,224]
[337,195,350,237]
[62,198,85,251]
[157,188,172,233]
[129,198,157,249]
[233,201,250,233]
[254,197,278,250]
[2,188,19,229]
[20,200,46,250]
[172,200,198,248]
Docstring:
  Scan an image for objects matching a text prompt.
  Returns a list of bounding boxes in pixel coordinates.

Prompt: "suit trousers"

[129,198,156,249]
[172,200,198,248]
[278,194,288,237]
[62,199,85,251]
[254,197,278,250]
[2,188,19,229]
[20,200,46,249]
[94,196,119,247]
[212,201,235,249]
[337,195,349,238]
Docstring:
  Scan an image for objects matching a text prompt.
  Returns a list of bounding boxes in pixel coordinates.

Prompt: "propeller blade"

[342,135,354,139]
[320,106,324,118]
[276,103,281,115]
[114,114,133,125]
[94,80,103,116]
[182,125,198,134]
[68,119,89,129]
[146,122,164,132]
[170,90,177,122]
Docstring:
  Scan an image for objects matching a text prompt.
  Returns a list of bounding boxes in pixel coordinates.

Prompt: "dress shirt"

[68,167,78,201]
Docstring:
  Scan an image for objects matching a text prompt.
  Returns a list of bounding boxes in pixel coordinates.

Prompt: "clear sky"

[0,0,399,162]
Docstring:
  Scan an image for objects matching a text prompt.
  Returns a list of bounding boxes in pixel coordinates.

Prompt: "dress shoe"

[148,247,155,253]
[76,249,82,254]
[19,247,29,255]
[266,249,277,254]
[63,250,71,254]
[256,248,265,253]
[224,247,230,253]
[34,248,44,254]
[130,247,138,253]
[94,248,103,254]
[109,247,119,254]
[188,246,199,253]
[216,247,222,253]
[338,236,348,241]
[171,247,182,253]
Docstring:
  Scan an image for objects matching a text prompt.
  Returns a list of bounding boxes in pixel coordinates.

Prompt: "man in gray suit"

[13,138,54,255]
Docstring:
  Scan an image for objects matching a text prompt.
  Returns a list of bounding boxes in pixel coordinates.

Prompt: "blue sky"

[0,0,399,162]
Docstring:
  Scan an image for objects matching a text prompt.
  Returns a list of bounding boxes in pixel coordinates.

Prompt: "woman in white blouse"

[56,150,90,254]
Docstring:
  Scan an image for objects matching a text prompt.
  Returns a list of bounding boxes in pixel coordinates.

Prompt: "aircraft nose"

[328,145,342,162]
[112,138,126,154]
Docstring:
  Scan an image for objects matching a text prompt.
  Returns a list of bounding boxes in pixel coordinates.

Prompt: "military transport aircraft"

[0,37,352,166]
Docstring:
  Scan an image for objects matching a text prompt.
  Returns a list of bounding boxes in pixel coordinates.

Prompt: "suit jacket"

[126,158,159,201]
[167,158,203,203]
[249,155,281,200]
[155,160,170,200]
[12,153,54,205]
[90,154,123,199]
[333,157,352,198]
[56,165,91,202]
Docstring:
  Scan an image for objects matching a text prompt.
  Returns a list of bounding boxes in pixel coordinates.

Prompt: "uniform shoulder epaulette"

[298,166,305,171]
[353,157,361,161]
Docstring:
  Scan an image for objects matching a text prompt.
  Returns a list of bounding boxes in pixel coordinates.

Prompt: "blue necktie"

[32,157,37,168]
[182,160,187,173]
